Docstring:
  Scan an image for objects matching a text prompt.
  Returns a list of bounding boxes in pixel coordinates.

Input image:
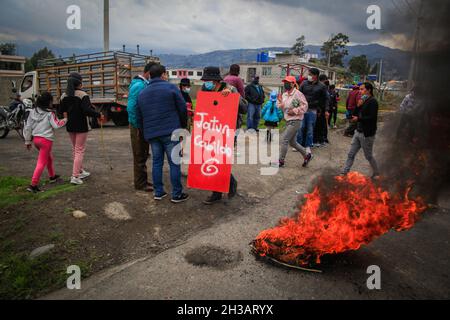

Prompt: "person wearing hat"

[261,90,284,143]
[277,75,312,168]
[60,72,103,185]
[128,62,156,193]
[199,66,248,205]
[244,76,265,132]
[297,68,328,153]
[24,92,68,193]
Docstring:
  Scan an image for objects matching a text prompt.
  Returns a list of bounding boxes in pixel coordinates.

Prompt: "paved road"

[45,163,450,300]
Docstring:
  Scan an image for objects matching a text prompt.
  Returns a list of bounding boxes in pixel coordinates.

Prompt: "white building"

[167,68,204,81]
[238,53,338,92]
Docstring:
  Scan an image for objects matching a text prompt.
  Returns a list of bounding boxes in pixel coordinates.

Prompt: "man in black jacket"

[297,68,328,151]
[244,76,265,131]
[341,82,380,178]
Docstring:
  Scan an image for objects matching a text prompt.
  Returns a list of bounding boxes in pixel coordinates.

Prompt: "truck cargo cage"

[36,51,160,106]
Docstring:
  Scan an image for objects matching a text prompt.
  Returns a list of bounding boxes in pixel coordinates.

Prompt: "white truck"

[18,51,159,126]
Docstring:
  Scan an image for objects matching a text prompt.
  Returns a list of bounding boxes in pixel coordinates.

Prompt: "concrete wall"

[0,76,22,106]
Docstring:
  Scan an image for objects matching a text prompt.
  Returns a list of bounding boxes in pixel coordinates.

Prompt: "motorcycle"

[0,96,33,140]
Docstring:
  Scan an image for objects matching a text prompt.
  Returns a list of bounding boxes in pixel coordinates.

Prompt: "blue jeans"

[247,103,261,130]
[297,110,317,148]
[149,135,183,198]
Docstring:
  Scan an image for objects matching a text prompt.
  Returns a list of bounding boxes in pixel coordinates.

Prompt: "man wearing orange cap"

[276,76,313,168]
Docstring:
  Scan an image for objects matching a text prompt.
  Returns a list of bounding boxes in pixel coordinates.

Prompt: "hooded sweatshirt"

[24,108,67,145]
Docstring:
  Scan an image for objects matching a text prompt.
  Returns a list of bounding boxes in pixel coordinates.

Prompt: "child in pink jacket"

[24,92,67,193]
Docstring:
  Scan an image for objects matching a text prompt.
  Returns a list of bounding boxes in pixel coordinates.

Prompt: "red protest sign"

[187,91,240,193]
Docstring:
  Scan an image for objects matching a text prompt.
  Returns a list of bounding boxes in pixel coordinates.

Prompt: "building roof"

[0,54,26,63]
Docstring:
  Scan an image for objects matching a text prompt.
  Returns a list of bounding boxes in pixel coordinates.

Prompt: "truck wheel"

[111,113,129,127]
[0,115,9,139]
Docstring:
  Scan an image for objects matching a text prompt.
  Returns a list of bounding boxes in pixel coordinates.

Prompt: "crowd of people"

[22,62,381,204]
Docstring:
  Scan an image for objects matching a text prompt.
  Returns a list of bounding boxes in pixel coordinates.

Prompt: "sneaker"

[27,185,44,193]
[171,193,190,204]
[70,176,84,185]
[272,160,286,168]
[229,179,238,199]
[334,125,337,129]
[302,153,313,168]
[49,175,61,184]
[79,169,91,180]
[203,193,223,205]
[313,143,321,148]
[154,192,168,201]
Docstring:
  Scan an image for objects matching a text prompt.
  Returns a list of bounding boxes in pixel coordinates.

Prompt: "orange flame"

[254,172,427,266]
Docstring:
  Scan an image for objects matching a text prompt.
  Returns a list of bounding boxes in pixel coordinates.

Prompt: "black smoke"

[379,0,450,203]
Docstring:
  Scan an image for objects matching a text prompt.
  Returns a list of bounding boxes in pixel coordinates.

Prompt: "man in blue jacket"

[128,62,156,192]
[137,64,189,204]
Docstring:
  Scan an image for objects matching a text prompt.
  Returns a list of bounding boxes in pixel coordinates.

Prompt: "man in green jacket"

[128,62,155,192]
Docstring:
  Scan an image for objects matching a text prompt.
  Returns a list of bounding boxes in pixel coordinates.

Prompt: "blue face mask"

[204,81,215,91]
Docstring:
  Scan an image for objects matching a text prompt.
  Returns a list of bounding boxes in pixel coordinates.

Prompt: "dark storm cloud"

[0,0,417,54]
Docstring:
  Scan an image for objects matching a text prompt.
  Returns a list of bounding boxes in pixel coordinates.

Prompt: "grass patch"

[0,248,93,300]
[0,236,93,299]
[0,176,80,209]
[0,251,65,299]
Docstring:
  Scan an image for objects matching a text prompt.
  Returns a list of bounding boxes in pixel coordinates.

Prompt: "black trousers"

[314,111,328,144]
[328,107,338,126]
[212,174,237,197]
[130,126,150,190]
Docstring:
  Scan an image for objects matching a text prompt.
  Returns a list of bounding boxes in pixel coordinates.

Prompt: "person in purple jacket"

[224,64,245,98]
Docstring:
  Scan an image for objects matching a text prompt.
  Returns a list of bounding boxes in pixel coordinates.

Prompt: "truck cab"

[19,71,38,101]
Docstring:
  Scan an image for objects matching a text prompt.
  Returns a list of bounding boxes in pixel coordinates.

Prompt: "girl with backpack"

[261,91,283,142]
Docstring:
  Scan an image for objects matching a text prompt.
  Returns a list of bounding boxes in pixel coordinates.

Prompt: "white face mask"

[308,75,314,82]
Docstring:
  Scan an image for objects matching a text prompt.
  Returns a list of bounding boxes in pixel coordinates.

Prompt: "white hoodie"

[24,108,67,145]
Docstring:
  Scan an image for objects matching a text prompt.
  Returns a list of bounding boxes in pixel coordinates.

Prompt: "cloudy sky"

[0,0,417,56]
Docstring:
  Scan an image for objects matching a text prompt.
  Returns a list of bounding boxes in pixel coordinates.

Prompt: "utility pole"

[407,0,424,90]
[103,0,110,52]
[379,59,383,85]
[378,59,384,101]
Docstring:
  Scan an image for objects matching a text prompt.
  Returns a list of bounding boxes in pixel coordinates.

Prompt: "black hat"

[201,66,223,81]
[180,78,191,86]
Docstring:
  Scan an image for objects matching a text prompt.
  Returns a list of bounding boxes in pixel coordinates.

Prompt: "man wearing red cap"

[277,76,313,168]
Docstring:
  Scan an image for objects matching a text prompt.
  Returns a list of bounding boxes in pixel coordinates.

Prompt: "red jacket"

[346,88,361,111]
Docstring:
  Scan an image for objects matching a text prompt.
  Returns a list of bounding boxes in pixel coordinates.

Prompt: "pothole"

[185,245,243,270]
